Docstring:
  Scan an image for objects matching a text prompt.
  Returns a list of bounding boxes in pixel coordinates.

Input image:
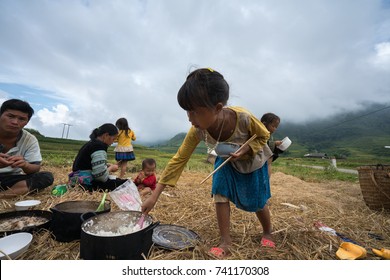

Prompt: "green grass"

[110,145,213,174]
[274,156,389,169]
[39,137,214,174]
[273,163,359,183]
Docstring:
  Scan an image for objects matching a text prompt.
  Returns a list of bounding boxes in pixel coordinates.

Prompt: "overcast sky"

[0,0,389,143]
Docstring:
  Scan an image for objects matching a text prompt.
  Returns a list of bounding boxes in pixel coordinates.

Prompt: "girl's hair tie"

[207,67,214,72]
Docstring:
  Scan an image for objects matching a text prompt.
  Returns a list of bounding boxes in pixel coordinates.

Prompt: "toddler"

[133,158,157,196]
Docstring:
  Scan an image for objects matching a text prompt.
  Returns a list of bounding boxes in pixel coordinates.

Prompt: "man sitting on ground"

[0,99,54,198]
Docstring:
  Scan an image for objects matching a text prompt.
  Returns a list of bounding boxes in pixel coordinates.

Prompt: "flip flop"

[372,248,390,260]
[209,247,227,259]
[261,237,276,248]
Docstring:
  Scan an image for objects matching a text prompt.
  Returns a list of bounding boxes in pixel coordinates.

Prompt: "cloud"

[0,0,390,140]
[371,42,390,70]
[36,104,72,126]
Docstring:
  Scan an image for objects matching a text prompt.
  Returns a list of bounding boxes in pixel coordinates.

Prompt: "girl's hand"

[108,164,119,172]
[141,183,165,214]
[141,195,157,214]
[275,140,283,146]
[230,144,250,161]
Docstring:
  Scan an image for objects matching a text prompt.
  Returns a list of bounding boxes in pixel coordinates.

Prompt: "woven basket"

[357,165,390,211]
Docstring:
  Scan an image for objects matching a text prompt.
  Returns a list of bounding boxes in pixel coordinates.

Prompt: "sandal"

[261,237,276,248]
[209,247,228,259]
[372,248,390,260]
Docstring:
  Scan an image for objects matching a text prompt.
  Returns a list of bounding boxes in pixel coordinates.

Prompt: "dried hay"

[1,167,389,260]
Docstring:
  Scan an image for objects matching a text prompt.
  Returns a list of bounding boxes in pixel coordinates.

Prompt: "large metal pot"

[50,200,111,242]
[80,211,158,260]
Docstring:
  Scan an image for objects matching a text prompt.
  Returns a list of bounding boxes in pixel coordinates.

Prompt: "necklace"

[204,109,225,153]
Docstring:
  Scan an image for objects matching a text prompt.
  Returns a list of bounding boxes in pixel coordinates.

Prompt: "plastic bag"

[109,180,142,211]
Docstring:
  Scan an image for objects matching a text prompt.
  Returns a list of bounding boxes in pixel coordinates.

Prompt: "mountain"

[150,133,208,154]
[153,103,390,160]
[275,103,390,160]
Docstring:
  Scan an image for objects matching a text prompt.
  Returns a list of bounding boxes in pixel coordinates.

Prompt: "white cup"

[277,137,292,151]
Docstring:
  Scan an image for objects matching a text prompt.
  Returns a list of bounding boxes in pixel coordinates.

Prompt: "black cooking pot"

[80,211,159,260]
[0,210,52,236]
[50,200,111,242]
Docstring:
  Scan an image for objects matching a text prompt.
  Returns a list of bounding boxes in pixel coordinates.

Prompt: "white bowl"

[14,200,41,211]
[0,232,33,260]
[215,142,240,158]
[277,137,292,151]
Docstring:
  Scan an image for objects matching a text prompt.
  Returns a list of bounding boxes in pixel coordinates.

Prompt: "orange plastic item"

[336,242,367,260]
[372,248,390,260]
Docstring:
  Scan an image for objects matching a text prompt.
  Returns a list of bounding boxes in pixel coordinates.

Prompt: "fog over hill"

[144,103,390,159]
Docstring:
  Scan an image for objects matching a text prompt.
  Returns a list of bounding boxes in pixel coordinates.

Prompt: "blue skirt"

[115,151,135,161]
[212,157,271,212]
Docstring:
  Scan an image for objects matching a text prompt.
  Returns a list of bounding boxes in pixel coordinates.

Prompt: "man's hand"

[0,153,12,168]
[7,155,27,168]
[5,155,40,174]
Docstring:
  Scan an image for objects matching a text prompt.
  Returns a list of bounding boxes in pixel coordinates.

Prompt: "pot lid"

[152,224,200,250]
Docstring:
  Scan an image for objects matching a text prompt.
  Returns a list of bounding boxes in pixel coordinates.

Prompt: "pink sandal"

[261,237,276,248]
[209,247,227,259]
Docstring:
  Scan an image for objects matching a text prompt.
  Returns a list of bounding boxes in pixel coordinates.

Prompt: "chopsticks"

[200,134,258,184]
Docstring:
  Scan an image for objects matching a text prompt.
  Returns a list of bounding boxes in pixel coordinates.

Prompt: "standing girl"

[142,68,274,258]
[114,118,136,178]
